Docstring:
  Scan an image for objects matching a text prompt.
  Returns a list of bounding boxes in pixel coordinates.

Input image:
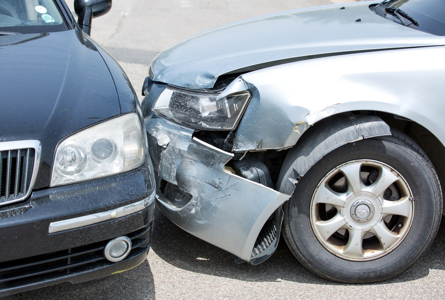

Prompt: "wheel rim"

[310,159,414,261]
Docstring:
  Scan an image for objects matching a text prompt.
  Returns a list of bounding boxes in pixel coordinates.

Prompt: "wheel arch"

[275,112,391,195]
[273,110,445,214]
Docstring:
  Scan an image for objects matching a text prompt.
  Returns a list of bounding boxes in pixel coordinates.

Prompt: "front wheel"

[281,134,442,283]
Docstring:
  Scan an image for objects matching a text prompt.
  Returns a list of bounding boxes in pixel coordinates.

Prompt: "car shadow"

[5,260,155,300]
[151,209,445,285]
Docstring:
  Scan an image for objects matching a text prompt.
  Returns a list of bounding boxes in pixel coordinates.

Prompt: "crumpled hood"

[0,29,121,188]
[151,2,445,89]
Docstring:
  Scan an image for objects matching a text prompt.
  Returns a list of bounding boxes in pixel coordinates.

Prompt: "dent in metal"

[48,193,155,233]
[234,104,338,152]
[293,105,338,135]
[148,117,289,262]
[232,78,311,152]
[304,105,338,126]
[233,45,445,153]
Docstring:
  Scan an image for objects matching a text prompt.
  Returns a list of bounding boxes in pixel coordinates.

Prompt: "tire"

[280,133,442,283]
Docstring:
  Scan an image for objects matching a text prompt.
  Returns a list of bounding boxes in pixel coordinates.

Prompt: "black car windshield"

[373,0,445,36]
[0,0,67,33]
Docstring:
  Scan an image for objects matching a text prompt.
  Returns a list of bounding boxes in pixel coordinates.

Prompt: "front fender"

[234,45,445,152]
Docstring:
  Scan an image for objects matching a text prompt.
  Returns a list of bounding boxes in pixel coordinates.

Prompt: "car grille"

[0,225,151,290]
[0,140,40,207]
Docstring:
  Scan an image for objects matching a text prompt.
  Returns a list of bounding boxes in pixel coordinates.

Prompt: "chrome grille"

[0,140,41,207]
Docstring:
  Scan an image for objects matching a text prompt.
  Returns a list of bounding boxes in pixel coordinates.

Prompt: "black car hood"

[0,29,121,189]
[151,2,445,89]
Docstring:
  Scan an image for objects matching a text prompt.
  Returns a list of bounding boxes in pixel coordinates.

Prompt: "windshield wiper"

[373,0,419,28]
[385,7,419,26]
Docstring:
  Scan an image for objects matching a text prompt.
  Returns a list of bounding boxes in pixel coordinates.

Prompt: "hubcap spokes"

[311,160,413,261]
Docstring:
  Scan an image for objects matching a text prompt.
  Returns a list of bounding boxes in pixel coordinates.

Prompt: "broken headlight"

[51,113,145,187]
[152,87,251,131]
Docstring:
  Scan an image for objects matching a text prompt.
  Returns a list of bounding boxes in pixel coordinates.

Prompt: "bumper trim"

[48,193,155,233]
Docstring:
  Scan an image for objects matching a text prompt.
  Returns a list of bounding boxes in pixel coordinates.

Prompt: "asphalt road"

[7,0,445,299]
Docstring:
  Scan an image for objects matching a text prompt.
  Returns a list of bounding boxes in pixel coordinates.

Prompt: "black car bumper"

[0,164,155,297]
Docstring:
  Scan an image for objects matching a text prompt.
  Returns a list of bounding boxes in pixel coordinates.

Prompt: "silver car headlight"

[152,87,251,131]
[51,113,145,187]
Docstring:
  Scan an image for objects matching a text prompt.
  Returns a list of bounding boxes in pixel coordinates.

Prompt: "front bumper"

[147,117,289,262]
[0,164,155,297]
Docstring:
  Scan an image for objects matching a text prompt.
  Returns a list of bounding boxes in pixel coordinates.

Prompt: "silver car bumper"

[147,117,289,262]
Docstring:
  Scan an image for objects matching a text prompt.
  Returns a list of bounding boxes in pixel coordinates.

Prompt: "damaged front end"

[143,79,290,264]
[141,68,389,265]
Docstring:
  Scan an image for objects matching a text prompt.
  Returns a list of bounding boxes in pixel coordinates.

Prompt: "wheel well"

[376,111,445,213]
[262,111,445,212]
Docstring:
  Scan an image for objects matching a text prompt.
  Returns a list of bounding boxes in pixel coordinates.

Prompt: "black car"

[0,0,155,296]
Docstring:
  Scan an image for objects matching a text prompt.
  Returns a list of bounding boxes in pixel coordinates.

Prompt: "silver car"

[142,0,445,283]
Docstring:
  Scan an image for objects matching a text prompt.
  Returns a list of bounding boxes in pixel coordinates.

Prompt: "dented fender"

[233,46,445,152]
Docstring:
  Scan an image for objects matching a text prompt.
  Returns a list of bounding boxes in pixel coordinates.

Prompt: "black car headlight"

[152,86,251,131]
[51,113,145,187]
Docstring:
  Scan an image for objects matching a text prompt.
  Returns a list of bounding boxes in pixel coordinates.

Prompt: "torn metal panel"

[148,118,194,184]
[147,117,290,262]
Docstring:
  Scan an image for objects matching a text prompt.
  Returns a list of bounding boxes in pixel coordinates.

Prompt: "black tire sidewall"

[283,137,441,283]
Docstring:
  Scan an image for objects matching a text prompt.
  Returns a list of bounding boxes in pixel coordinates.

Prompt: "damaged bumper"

[147,117,289,262]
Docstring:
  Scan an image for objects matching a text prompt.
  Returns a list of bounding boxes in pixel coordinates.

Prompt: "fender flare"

[276,113,391,195]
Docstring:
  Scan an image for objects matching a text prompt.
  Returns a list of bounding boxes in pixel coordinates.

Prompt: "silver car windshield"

[374,0,445,36]
[0,0,67,33]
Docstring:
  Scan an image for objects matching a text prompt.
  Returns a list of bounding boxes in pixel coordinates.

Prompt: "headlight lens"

[91,138,117,163]
[152,87,251,131]
[55,142,87,176]
[51,113,145,187]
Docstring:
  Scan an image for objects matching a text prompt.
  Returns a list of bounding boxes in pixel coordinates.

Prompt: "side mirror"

[74,0,112,35]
